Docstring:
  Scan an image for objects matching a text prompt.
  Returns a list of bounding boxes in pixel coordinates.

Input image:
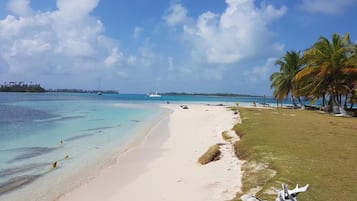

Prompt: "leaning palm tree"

[344,44,357,108]
[270,50,303,107]
[296,33,356,113]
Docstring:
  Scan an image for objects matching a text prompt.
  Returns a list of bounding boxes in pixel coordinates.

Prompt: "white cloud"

[11,39,51,56]
[7,0,32,16]
[244,57,276,82]
[132,26,143,39]
[163,3,190,26]
[125,50,154,68]
[0,0,122,78]
[163,0,286,80]
[104,48,122,66]
[127,55,137,65]
[125,38,157,69]
[135,47,155,68]
[301,0,357,14]
[166,1,286,65]
[56,0,100,21]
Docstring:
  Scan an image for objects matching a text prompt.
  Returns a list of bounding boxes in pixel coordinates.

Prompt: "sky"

[0,0,357,95]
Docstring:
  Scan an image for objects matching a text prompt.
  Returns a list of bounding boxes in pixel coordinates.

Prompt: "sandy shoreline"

[56,104,242,201]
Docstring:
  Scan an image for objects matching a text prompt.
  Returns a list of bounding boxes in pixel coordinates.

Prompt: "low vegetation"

[198,144,221,165]
[232,107,357,201]
[0,82,45,92]
[46,88,119,94]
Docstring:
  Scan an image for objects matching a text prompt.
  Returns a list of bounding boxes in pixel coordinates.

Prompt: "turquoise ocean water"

[0,92,285,201]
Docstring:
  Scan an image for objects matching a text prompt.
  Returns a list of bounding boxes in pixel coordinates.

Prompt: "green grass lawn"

[233,107,357,201]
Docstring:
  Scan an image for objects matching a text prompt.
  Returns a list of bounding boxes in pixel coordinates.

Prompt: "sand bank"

[56,104,242,201]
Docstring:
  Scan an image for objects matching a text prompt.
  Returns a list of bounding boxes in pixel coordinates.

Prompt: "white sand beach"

[56,104,242,201]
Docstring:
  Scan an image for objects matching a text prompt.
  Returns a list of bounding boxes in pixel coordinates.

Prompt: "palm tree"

[345,44,357,108]
[295,33,356,112]
[270,51,304,107]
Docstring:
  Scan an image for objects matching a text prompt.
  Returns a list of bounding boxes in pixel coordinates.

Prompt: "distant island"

[0,82,45,92]
[46,88,119,94]
[162,92,262,97]
[0,81,118,94]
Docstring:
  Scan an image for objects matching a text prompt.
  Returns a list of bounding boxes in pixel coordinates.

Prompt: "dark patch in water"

[35,115,86,124]
[57,116,85,121]
[81,126,113,132]
[35,115,85,123]
[3,147,58,163]
[0,175,41,195]
[0,163,49,178]
[131,120,141,123]
[64,134,94,142]
[89,118,105,121]
[0,104,56,124]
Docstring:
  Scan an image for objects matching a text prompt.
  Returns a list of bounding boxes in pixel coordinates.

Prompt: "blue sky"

[0,0,356,95]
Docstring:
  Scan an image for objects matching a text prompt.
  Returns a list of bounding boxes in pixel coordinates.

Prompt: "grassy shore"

[232,107,357,201]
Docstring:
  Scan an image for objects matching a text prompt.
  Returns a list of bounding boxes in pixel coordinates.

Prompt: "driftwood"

[241,184,309,201]
[273,184,309,201]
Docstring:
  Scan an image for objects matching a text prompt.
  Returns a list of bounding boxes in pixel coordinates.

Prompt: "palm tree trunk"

[344,94,348,109]
[291,95,297,108]
[328,93,338,113]
[298,96,303,107]
[331,93,341,114]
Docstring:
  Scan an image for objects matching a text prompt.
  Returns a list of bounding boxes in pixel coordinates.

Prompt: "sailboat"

[148,91,161,98]
[148,80,161,97]
[97,79,102,95]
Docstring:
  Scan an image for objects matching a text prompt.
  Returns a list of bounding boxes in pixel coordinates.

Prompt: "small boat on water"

[148,92,161,98]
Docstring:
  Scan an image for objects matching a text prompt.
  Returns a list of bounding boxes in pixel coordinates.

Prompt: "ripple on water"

[0,163,50,178]
[2,147,59,163]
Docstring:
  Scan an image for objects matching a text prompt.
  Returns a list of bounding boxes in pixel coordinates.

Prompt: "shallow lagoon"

[0,93,165,200]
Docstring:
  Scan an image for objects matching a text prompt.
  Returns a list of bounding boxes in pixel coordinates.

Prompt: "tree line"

[0,82,45,92]
[270,33,357,113]
[46,88,119,94]
[0,82,119,94]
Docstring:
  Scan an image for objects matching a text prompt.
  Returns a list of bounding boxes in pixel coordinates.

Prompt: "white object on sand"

[273,184,309,201]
